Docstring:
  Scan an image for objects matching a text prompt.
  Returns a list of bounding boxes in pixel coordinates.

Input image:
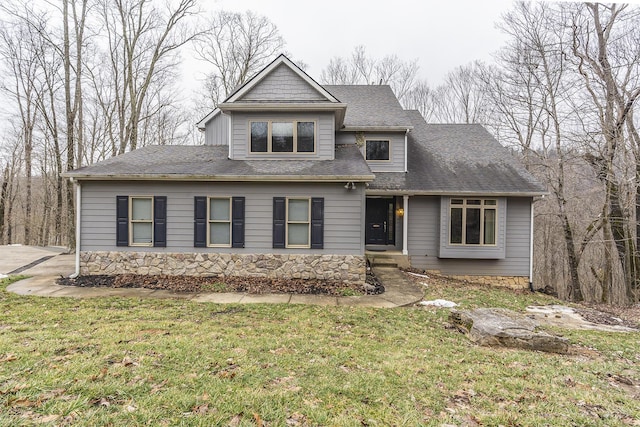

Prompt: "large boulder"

[450,308,569,354]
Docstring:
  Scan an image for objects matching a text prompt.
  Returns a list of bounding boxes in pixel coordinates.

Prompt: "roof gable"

[226,54,338,103]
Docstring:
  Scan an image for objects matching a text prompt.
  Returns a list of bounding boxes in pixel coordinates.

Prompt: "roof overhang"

[196,108,221,130]
[341,126,413,132]
[63,173,375,182]
[218,102,347,128]
[365,189,548,197]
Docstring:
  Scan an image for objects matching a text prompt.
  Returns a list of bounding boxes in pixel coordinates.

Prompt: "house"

[64,54,545,289]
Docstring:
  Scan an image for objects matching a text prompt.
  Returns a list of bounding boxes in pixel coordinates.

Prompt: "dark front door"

[366,198,395,245]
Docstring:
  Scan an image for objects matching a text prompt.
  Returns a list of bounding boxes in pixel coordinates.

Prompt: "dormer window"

[366,140,390,161]
[250,120,315,153]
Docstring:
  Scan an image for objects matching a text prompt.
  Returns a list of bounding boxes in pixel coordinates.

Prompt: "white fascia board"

[195,108,221,130]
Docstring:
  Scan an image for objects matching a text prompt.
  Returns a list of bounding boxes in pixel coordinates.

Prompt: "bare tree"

[320,45,419,105]
[193,10,285,108]
[100,0,199,154]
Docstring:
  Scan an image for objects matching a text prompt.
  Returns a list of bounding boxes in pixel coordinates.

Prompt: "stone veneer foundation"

[80,251,366,284]
[424,270,530,290]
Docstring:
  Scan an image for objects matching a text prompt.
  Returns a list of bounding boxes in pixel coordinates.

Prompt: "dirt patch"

[56,273,384,296]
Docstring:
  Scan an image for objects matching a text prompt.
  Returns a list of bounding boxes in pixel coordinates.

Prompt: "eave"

[217,102,347,128]
[63,173,375,183]
[341,126,413,132]
[365,189,548,197]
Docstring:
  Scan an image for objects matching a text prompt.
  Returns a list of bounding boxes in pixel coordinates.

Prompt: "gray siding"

[230,112,335,160]
[240,64,327,102]
[204,112,230,146]
[80,181,364,255]
[407,196,532,276]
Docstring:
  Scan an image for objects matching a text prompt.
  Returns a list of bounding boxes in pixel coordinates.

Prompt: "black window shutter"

[116,196,129,246]
[273,197,286,248]
[311,197,324,249]
[231,197,245,248]
[153,196,167,247]
[194,196,207,247]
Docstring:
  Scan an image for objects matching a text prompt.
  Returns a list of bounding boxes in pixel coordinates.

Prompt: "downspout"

[529,200,534,292]
[404,129,409,173]
[402,195,409,255]
[227,113,232,159]
[70,178,81,278]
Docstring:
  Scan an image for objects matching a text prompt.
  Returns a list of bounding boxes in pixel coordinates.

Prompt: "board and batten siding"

[239,63,328,102]
[336,131,406,172]
[230,111,335,160]
[407,196,532,276]
[204,112,230,146]
[80,181,364,255]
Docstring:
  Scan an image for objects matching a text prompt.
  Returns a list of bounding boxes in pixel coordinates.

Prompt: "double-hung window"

[449,199,497,245]
[250,120,315,153]
[286,198,310,248]
[116,195,167,247]
[208,197,231,247]
[273,197,324,249]
[130,197,153,245]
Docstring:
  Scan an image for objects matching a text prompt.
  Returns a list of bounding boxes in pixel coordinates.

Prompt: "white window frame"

[207,197,232,248]
[129,196,154,247]
[249,120,317,154]
[286,198,311,248]
[449,198,498,246]
[365,139,391,162]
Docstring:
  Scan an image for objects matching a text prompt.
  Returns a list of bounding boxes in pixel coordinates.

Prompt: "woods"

[1,1,640,304]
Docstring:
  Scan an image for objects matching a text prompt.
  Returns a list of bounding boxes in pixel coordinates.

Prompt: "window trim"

[286,197,311,248]
[448,198,498,246]
[249,119,317,154]
[207,196,232,248]
[365,139,391,162]
[129,195,154,247]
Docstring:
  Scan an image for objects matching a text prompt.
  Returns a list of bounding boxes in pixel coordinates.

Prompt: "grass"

[0,275,638,426]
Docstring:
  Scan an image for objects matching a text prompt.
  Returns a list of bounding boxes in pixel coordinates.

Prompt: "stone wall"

[425,270,530,290]
[80,251,366,284]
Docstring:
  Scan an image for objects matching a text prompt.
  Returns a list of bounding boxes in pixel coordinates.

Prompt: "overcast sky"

[205,0,517,86]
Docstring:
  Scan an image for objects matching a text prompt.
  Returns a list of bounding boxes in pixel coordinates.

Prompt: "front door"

[366,198,395,245]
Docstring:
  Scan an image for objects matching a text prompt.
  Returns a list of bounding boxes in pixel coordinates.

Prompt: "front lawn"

[0,276,638,426]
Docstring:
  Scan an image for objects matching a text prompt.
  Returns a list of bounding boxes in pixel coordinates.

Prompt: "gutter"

[365,189,548,197]
[61,174,377,182]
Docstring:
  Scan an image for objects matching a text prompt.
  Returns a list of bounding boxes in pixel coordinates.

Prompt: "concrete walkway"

[3,246,424,308]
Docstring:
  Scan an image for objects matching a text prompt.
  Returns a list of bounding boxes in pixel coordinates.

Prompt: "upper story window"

[366,140,390,161]
[250,120,315,153]
[450,198,497,246]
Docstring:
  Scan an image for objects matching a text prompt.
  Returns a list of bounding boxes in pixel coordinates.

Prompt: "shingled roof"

[64,144,374,182]
[324,85,413,130]
[368,111,546,196]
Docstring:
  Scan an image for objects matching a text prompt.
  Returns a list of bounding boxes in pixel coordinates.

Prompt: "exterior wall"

[80,252,366,284]
[80,181,364,255]
[407,196,532,277]
[336,131,406,172]
[229,112,335,160]
[239,64,327,102]
[204,112,230,146]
